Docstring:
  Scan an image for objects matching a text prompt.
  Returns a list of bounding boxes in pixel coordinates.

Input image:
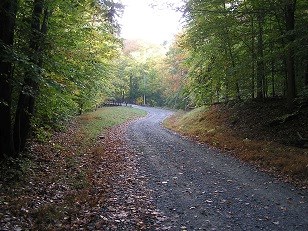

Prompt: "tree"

[0,0,18,157]
[284,0,296,104]
[14,0,49,152]
[163,36,189,109]
[114,40,167,106]
[179,0,307,107]
[0,0,123,158]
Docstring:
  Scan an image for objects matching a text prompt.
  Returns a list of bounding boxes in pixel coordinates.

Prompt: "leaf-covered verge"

[164,99,308,187]
[0,106,162,230]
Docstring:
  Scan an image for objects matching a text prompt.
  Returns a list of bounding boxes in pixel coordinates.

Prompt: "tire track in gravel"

[126,106,308,231]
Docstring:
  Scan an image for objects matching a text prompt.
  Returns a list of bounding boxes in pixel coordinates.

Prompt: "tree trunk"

[269,19,276,97]
[14,0,48,152]
[228,49,241,100]
[256,11,265,99]
[251,16,255,99]
[285,0,296,106]
[222,1,241,101]
[129,75,133,104]
[283,58,287,97]
[271,59,276,97]
[224,32,241,100]
[235,81,241,100]
[0,0,18,158]
[224,74,229,102]
[305,60,308,88]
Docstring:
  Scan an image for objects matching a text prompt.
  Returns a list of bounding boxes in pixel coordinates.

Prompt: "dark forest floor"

[165,98,308,186]
[222,99,308,146]
[0,107,154,230]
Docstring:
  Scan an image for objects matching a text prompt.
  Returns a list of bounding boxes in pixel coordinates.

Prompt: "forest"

[1,0,308,229]
[0,0,124,158]
[0,0,307,159]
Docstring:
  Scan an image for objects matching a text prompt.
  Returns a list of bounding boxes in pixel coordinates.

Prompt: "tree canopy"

[178,0,308,106]
[1,0,307,158]
[0,0,123,158]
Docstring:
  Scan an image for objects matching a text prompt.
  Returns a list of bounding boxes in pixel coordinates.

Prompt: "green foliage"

[34,126,52,143]
[113,40,168,106]
[178,0,308,106]
[6,0,124,142]
[35,86,78,127]
[42,0,122,115]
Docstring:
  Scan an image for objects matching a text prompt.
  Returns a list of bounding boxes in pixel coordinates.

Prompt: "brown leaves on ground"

[0,119,165,230]
[87,123,168,230]
[165,99,308,186]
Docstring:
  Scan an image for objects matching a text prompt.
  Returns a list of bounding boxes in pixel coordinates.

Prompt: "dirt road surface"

[126,106,308,230]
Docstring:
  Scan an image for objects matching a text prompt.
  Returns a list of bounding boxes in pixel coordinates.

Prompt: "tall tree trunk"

[235,81,241,100]
[283,58,287,97]
[0,0,18,158]
[228,48,241,100]
[216,75,221,102]
[284,0,296,105]
[129,75,133,104]
[222,1,241,101]
[271,59,276,97]
[14,0,48,152]
[251,15,256,99]
[256,11,265,99]
[224,73,229,102]
[268,19,276,97]
[305,60,308,88]
[224,31,241,100]
[264,75,268,97]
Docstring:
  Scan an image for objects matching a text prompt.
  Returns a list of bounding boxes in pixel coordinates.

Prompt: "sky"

[118,0,184,45]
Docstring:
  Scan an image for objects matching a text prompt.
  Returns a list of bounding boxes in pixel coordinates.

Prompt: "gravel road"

[126,106,308,231]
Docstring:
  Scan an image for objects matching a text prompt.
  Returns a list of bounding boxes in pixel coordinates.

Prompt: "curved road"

[126,106,308,230]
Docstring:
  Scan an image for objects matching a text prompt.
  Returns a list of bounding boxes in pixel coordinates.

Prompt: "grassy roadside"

[0,106,146,230]
[164,102,308,187]
[79,106,147,144]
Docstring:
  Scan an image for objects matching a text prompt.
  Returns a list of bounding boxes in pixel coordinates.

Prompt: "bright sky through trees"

[119,0,183,44]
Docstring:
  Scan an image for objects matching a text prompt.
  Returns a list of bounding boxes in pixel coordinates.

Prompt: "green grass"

[79,106,147,142]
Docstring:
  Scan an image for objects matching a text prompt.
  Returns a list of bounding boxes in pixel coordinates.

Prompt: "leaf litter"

[0,118,169,230]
